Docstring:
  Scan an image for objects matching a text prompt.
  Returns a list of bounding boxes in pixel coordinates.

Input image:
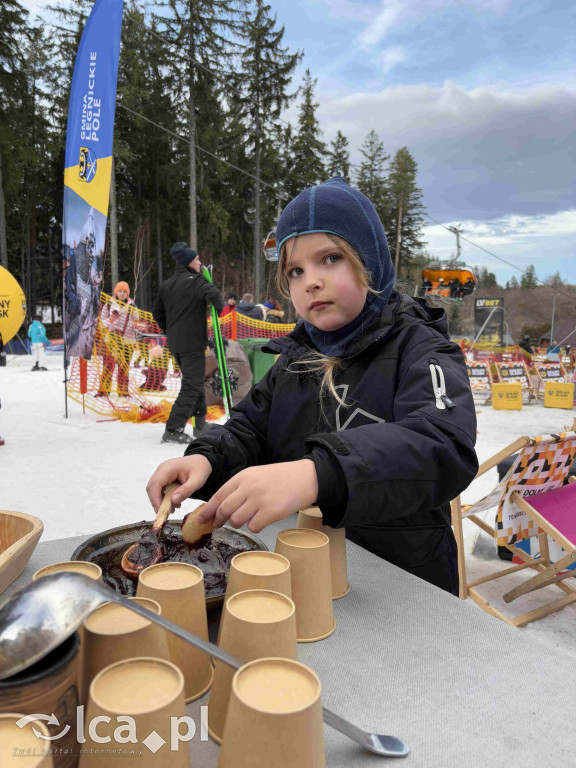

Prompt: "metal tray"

[71,521,268,609]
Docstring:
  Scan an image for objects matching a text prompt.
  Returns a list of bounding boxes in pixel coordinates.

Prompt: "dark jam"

[128,530,162,568]
[93,526,259,597]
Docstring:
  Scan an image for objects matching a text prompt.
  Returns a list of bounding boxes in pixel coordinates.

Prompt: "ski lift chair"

[451,432,576,627]
[263,230,278,262]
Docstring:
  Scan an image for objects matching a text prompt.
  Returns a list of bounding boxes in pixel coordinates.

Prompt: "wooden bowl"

[0,510,44,595]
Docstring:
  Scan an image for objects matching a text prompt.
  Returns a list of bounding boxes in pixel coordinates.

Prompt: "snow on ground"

[1,352,575,650]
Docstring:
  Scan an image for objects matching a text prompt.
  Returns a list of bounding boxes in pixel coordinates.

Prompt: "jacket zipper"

[429,359,456,410]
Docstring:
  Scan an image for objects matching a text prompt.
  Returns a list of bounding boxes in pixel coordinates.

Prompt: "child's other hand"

[146,455,212,512]
[198,460,319,533]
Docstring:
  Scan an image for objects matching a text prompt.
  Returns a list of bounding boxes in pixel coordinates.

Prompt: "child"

[28,315,50,371]
[147,178,478,594]
[97,282,137,397]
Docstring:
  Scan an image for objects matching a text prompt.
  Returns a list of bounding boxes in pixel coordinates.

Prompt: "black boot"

[193,416,212,438]
[161,428,193,445]
[31,362,39,371]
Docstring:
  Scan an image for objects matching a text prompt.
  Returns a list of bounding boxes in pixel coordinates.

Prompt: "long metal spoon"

[0,573,409,758]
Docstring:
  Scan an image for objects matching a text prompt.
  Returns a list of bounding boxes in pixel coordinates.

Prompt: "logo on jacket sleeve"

[334,384,385,431]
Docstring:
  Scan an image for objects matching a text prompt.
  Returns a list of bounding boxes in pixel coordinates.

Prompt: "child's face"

[116,290,128,301]
[285,233,367,332]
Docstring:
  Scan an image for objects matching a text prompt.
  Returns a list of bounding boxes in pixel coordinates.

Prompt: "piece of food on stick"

[120,482,179,579]
[181,503,214,546]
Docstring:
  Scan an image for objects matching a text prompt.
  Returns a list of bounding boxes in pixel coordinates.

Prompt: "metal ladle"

[0,573,409,758]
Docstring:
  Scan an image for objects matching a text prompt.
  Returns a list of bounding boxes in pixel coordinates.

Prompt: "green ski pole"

[202,266,233,418]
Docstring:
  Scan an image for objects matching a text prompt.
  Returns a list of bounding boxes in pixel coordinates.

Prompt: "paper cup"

[79,657,188,768]
[137,562,213,702]
[83,597,170,692]
[33,561,103,582]
[225,551,292,602]
[207,589,297,744]
[297,507,350,599]
[217,658,325,768]
[0,714,53,767]
[275,529,335,642]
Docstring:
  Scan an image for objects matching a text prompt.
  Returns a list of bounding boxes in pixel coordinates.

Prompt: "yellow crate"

[543,382,574,410]
[492,382,523,410]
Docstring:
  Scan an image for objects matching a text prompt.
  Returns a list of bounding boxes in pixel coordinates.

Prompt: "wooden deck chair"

[451,432,576,627]
[466,361,493,404]
[495,360,536,402]
[533,361,567,399]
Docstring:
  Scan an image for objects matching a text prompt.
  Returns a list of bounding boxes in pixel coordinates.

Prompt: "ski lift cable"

[424,212,574,300]
[124,12,297,137]
[118,103,289,199]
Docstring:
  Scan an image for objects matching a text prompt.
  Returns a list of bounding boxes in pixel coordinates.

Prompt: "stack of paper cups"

[207,589,297,743]
[297,506,350,598]
[275,528,335,642]
[137,562,213,701]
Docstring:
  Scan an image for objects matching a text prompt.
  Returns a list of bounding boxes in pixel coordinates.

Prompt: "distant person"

[220,293,238,318]
[0,330,5,367]
[462,277,475,296]
[28,314,50,371]
[153,242,224,444]
[545,340,561,362]
[263,299,285,324]
[519,335,534,355]
[96,282,138,398]
[236,293,266,321]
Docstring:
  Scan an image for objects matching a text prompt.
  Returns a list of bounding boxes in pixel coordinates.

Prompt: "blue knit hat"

[170,242,198,266]
[276,177,396,354]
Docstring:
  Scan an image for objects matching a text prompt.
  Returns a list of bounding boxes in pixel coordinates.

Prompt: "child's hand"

[146,455,212,512]
[197,460,319,533]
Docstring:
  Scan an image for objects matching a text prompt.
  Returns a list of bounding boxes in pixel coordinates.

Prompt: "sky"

[22,0,576,285]
[277,0,576,285]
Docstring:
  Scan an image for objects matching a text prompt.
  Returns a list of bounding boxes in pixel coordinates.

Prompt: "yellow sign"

[492,382,523,410]
[544,382,574,410]
[0,265,27,344]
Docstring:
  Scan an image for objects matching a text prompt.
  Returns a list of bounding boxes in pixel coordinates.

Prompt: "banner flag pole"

[61,0,125,415]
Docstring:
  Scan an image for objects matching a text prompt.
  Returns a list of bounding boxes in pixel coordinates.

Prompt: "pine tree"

[154,0,245,250]
[520,264,538,289]
[325,130,350,183]
[386,147,426,276]
[355,129,388,223]
[229,0,301,299]
[287,69,326,198]
[0,0,29,269]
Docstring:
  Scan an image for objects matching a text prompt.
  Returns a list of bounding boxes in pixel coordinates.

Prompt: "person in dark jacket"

[153,242,224,444]
[519,335,534,355]
[236,293,265,321]
[147,179,478,595]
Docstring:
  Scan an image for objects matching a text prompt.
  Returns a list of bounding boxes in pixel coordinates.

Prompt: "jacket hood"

[263,293,449,358]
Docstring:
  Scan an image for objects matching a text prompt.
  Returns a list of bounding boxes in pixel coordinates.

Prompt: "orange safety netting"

[67,294,295,423]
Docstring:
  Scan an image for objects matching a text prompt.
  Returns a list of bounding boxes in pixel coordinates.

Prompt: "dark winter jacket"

[153,265,224,354]
[186,293,478,593]
[236,300,265,321]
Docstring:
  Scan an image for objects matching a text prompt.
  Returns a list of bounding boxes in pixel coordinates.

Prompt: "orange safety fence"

[67,294,295,423]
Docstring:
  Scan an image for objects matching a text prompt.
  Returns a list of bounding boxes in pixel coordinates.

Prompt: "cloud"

[423,210,576,280]
[318,81,576,221]
[374,46,406,74]
[355,0,512,50]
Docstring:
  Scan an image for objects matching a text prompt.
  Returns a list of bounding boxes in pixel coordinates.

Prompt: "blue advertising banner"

[63,0,124,359]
